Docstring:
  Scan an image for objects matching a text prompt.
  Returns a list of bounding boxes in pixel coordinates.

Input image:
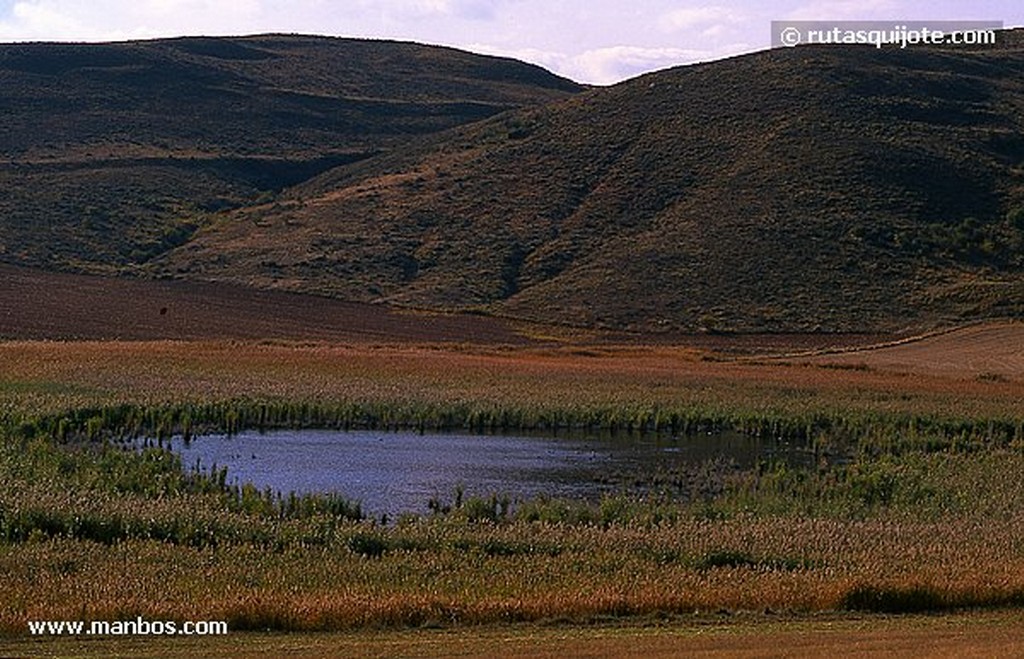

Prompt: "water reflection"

[150,429,818,518]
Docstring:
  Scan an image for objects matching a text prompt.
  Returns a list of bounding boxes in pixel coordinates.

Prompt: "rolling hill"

[5,32,1024,336]
[0,34,582,273]
[154,30,1024,334]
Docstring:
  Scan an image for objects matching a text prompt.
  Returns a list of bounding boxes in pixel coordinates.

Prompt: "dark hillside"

[0,35,582,272]
[156,30,1024,332]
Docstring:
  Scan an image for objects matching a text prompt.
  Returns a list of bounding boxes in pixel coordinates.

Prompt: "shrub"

[347,532,388,558]
[840,585,946,613]
[1007,206,1024,231]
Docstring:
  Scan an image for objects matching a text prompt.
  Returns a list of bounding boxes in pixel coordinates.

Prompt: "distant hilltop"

[5,32,1024,334]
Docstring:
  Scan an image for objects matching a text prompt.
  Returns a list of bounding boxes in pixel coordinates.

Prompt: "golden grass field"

[1,282,1023,655]
[2,322,1022,415]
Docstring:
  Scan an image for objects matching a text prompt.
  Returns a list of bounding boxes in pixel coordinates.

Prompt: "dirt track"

[7,611,1024,657]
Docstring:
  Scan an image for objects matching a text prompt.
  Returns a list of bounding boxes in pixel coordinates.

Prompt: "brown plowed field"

[0,265,527,344]
[1,266,894,350]
[801,321,1024,378]
[3,266,1020,379]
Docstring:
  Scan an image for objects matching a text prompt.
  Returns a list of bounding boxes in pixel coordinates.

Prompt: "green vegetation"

[2,412,1024,631]
[0,436,363,548]
[855,213,1024,268]
[1,381,1023,629]
[8,396,1024,464]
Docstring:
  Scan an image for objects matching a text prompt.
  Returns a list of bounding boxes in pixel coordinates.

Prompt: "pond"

[149,429,818,519]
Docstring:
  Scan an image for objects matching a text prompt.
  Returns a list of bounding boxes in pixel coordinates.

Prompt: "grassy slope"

[158,31,1024,333]
[0,35,582,273]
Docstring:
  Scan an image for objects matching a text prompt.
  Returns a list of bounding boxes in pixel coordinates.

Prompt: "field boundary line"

[730,318,1023,362]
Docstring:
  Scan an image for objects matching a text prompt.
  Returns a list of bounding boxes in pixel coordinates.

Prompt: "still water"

[153,429,813,519]
[151,429,815,517]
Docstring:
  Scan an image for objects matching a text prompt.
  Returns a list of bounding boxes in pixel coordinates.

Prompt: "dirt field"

[799,321,1024,379]
[0,265,526,344]
[1,266,896,351]
[5,611,1024,658]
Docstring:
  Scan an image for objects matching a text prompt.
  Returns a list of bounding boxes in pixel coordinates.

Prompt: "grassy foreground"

[1,339,1023,639]
[5,610,1024,657]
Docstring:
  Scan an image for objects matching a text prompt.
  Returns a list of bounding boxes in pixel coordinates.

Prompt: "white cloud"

[464,43,566,69]
[0,0,265,41]
[700,23,729,39]
[661,5,746,31]
[373,0,504,21]
[569,45,710,84]
[6,1,84,39]
[0,0,519,44]
[437,0,500,20]
[458,39,760,85]
[784,0,897,21]
[654,4,752,66]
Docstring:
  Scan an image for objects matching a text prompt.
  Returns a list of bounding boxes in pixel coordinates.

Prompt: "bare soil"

[799,321,1024,378]
[0,266,899,352]
[0,265,527,344]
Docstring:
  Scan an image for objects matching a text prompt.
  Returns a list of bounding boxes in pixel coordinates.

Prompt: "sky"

[0,1,1020,84]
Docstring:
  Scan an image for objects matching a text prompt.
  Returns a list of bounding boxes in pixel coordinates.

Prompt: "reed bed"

[1,339,1024,632]
[1,341,1022,454]
[2,503,1024,632]
[1,426,1024,631]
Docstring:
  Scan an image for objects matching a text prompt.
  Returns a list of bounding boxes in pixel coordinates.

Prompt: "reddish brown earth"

[3,266,1017,371]
[0,265,527,344]
[2,266,900,353]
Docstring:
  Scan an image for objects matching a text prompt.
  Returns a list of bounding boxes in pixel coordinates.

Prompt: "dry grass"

[2,503,1024,632]
[1,335,1024,634]
[1,337,1022,422]
[798,321,1024,379]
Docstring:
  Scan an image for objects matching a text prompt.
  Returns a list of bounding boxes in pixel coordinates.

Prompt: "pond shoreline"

[137,429,822,519]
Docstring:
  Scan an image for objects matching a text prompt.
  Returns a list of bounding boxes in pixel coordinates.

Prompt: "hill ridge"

[0,34,582,273]
[155,30,1024,333]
